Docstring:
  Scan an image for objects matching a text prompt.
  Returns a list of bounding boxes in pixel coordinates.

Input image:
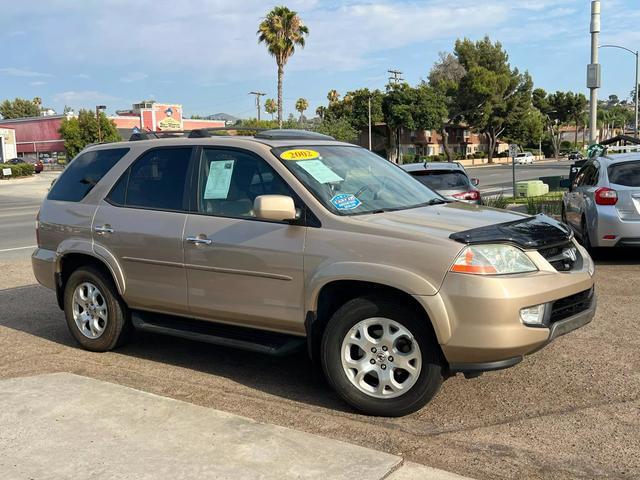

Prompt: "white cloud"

[53,90,122,108]
[75,73,90,79]
[29,81,46,86]
[120,72,148,83]
[0,67,51,77]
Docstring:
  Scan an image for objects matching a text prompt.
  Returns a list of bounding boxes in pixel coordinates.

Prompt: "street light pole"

[368,96,372,151]
[600,44,640,138]
[588,1,601,145]
[95,105,107,143]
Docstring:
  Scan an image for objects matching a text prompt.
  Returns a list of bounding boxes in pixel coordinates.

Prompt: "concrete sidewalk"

[0,373,471,480]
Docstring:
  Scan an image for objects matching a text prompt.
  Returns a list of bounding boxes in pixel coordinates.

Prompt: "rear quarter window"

[47,148,129,202]
[608,161,640,187]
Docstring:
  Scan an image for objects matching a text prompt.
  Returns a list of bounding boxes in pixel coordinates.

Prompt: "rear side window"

[608,161,640,187]
[109,147,192,212]
[410,171,470,190]
[47,148,129,202]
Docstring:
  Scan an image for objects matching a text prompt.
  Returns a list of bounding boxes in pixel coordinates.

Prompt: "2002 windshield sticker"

[331,193,362,211]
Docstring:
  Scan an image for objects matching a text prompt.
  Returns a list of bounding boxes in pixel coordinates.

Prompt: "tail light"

[453,190,481,201]
[36,209,41,246]
[595,187,617,205]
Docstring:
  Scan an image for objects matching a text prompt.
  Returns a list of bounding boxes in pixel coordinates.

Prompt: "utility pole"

[249,91,266,122]
[588,1,601,145]
[387,69,404,161]
[368,96,372,151]
[387,69,404,85]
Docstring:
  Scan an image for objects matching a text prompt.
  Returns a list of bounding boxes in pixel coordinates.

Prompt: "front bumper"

[414,242,596,372]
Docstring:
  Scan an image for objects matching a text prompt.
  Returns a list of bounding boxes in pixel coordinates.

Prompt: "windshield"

[273,145,441,215]
[608,161,640,187]
[410,171,470,190]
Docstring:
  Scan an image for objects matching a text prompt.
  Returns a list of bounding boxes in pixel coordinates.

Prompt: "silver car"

[562,154,640,248]
[401,162,481,204]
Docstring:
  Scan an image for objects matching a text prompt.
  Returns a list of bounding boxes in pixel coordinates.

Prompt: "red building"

[0,102,226,158]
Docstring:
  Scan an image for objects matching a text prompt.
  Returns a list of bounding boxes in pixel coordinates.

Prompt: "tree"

[327,89,340,104]
[427,52,466,161]
[264,98,277,120]
[295,97,309,123]
[257,6,308,128]
[0,97,40,119]
[315,105,326,119]
[534,90,575,157]
[314,116,358,143]
[608,94,620,107]
[59,109,121,158]
[382,83,447,162]
[454,37,533,163]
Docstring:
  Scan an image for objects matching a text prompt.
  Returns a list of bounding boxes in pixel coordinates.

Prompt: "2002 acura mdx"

[32,129,596,416]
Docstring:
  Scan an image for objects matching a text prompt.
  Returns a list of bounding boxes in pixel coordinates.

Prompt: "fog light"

[520,304,547,326]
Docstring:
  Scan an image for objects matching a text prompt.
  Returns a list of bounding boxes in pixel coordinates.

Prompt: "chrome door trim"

[184,263,292,281]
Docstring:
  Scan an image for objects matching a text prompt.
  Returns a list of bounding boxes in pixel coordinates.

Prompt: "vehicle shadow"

[0,284,353,414]
[592,247,640,265]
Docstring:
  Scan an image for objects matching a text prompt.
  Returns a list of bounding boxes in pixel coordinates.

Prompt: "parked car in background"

[401,162,481,203]
[562,153,640,249]
[568,151,583,161]
[7,158,24,165]
[33,130,595,416]
[34,160,44,173]
[515,152,534,164]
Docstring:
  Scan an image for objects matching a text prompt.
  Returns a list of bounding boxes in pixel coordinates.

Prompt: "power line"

[249,91,266,121]
[387,69,404,85]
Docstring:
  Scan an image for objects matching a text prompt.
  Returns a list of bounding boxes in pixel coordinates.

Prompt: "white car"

[515,152,534,164]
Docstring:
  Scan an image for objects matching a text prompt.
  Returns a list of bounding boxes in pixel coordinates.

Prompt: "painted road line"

[0,245,37,253]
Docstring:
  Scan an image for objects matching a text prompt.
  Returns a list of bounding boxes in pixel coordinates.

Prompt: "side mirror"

[471,178,480,186]
[559,178,571,190]
[253,195,297,222]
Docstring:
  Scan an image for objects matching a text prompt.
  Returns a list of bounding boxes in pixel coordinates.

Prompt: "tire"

[63,266,131,352]
[321,295,443,417]
[561,204,567,224]
[581,217,599,259]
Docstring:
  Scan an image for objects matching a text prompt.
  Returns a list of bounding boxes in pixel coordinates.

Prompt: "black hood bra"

[449,214,573,249]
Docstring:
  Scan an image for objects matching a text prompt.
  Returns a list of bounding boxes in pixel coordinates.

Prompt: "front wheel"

[321,296,443,417]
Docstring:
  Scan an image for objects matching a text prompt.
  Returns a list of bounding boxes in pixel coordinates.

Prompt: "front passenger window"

[197,148,294,219]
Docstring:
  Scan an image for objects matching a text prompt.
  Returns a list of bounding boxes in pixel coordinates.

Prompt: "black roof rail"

[127,127,333,142]
[254,129,335,140]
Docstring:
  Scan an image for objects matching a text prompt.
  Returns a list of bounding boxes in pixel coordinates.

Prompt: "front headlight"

[451,244,538,275]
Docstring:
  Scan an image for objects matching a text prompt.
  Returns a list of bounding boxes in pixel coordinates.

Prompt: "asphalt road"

[469,159,574,195]
[1,166,639,480]
[0,172,58,261]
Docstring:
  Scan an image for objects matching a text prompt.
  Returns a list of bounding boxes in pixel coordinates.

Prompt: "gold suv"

[32,129,596,416]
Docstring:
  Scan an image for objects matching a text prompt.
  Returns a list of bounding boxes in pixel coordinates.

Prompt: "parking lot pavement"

[0,252,638,480]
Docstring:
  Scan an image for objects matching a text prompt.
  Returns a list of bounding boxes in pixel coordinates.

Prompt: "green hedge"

[1,163,35,178]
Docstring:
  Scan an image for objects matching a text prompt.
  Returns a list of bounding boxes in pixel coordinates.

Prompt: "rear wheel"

[321,296,443,417]
[63,266,131,352]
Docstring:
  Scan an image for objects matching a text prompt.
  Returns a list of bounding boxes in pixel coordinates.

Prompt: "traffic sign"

[509,144,519,158]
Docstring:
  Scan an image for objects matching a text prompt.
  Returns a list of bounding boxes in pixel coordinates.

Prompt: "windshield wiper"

[422,198,449,206]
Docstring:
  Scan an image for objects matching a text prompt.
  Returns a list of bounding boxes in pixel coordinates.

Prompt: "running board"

[131,311,305,356]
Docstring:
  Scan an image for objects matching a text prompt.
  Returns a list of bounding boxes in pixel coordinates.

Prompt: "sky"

[1,0,639,119]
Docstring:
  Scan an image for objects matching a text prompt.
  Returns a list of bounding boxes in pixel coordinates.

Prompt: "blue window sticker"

[331,193,362,211]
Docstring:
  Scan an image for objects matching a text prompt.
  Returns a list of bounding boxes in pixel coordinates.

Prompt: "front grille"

[538,243,580,272]
[549,288,594,323]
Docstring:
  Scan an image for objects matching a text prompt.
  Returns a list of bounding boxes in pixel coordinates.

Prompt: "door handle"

[186,235,213,246]
[94,225,114,235]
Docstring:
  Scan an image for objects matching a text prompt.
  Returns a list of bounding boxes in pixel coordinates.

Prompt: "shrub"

[473,152,487,159]
[481,194,509,210]
[1,162,34,178]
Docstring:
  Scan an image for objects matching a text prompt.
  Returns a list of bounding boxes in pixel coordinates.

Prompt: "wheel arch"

[56,251,123,310]
[305,277,447,367]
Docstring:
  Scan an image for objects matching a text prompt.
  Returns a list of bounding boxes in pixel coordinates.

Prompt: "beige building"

[0,127,18,162]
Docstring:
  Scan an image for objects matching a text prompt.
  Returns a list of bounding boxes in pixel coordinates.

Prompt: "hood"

[347,202,571,248]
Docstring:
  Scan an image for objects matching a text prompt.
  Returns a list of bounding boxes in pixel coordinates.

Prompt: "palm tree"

[265,98,277,120]
[315,105,326,119]
[295,98,308,124]
[327,89,340,105]
[257,6,309,128]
